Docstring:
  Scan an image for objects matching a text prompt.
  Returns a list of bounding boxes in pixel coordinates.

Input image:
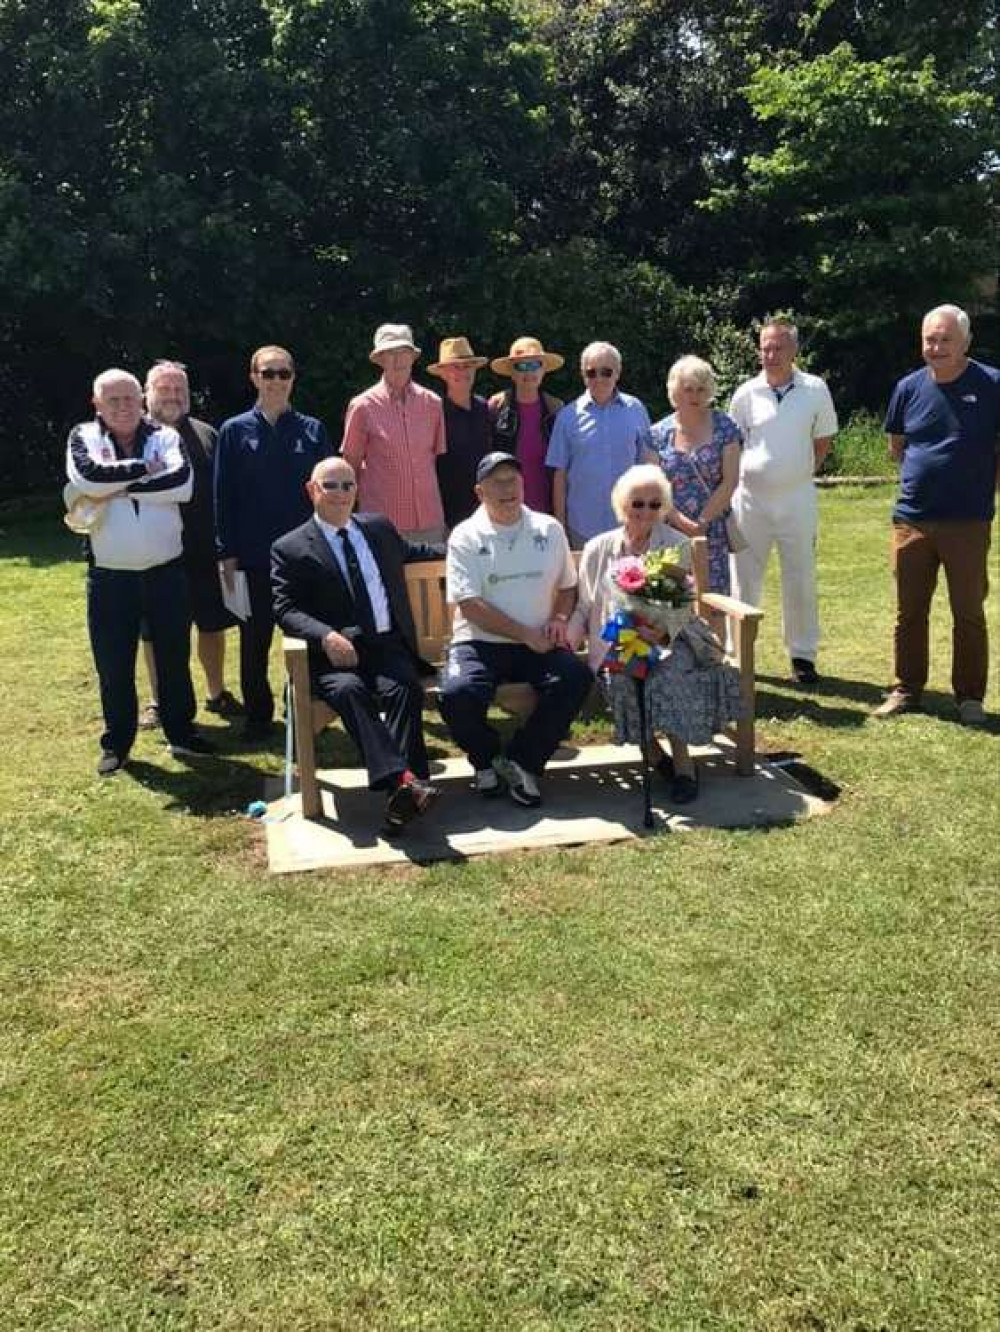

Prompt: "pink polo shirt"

[342,379,446,531]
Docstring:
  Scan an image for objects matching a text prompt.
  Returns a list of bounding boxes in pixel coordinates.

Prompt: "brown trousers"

[891,520,991,702]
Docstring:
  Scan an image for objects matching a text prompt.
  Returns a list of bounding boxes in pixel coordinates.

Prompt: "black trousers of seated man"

[313,629,431,790]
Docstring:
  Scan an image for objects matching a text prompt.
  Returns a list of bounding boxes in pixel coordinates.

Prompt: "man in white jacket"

[66,369,215,774]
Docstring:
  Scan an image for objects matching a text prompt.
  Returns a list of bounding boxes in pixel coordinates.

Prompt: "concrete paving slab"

[264,741,832,874]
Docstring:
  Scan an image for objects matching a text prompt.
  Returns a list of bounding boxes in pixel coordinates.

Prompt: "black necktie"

[337,528,377,639]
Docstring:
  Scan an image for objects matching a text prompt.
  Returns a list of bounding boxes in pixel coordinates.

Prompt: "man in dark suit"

[271,456,442,830]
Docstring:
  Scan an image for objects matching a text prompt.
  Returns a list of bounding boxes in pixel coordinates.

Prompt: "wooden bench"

[283,537,763,819]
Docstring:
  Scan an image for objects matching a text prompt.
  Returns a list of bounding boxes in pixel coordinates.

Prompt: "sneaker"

[97,750,126,777]
[204,689,244,717]
[872,689,919,719]
[958,699,987,727]
[138,702,160,730]
[169,734,217,758]
[474,766,502,797]
[791,657,819,685]
[498,757,541,808]
[385,776,441,830]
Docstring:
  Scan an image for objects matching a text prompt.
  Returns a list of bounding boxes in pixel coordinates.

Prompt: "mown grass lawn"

[1,488,998,1331]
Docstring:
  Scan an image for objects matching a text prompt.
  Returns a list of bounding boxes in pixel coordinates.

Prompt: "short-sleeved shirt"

[342,379,446,531]
[728,369,838,491]
[436,395,492,529]
[446,505,577,645]
[545,390,651,540]
[884,359,1000,523]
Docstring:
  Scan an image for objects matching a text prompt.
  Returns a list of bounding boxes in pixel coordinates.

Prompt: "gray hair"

[666,354,717,407]
[580,341,622,373]
[93,368,142,398]
[760,316,799,347]
[923,304,971,344]
[145,360,189,391]
[611,464,672,523]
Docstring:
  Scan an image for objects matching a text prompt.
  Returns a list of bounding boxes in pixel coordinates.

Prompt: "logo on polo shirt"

[246,436,259,452]
[961,394,977,403]
[294,438,304,454]
[533,533,549,550]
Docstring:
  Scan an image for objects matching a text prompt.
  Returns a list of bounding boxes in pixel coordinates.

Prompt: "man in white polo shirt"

[728,317,838,684]
[439,452,593,807]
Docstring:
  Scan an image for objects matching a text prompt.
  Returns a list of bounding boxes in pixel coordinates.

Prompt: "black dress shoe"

[385,777,441,831]
[791,657,819,685]
[670,770,700,805]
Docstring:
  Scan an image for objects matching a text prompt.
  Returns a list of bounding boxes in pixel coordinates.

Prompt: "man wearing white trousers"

[728,318,838,684]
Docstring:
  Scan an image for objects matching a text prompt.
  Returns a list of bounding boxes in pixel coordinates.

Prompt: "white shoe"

[958,699,987,726]
[474,766,501,797]
[498,757,541,808]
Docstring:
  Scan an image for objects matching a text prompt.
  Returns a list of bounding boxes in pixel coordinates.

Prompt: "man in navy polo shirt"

[874,304,1000,724]
[215,345,332,740]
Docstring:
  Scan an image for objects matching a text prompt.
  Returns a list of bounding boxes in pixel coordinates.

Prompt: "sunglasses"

[584,367,616,379]
[258,367,293,380]
[318,479,356,492]
[512,359,544,373]
[629,498,663,510]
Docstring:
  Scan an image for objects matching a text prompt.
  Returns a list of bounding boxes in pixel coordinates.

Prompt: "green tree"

[704,43,997,402]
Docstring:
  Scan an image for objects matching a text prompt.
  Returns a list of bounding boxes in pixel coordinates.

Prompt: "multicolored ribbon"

[600,610,661,680]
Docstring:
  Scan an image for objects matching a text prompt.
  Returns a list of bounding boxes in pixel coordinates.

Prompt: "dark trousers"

[240,566,277,725]
[438,641,593,774]
[891,520,991,702]
[87,560,196,757]
[314,633,430,790]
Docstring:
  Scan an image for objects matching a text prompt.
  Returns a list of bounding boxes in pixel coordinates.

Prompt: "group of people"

[65,304,998,825]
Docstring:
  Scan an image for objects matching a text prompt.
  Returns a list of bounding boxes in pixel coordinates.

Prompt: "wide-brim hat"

[490,336,564,377]
[369,323,421,364]
[427,336,488,377]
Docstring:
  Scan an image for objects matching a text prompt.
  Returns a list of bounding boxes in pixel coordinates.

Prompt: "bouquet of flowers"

[600,548,695,677]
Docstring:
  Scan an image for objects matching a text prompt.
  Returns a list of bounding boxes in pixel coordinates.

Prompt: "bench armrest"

[700,593,763,623]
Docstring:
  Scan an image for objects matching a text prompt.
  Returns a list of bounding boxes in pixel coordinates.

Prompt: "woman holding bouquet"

[567,464,742,805]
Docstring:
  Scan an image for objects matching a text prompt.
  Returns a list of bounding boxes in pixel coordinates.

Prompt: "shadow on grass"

[126,753,269,817]
[0,506,83,568]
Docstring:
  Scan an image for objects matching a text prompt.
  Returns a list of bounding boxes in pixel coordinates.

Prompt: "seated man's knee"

[318,671,368,708]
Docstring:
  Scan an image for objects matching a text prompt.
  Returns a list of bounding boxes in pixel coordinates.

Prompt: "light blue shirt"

[314,515,392,632]
[545,390,651,541]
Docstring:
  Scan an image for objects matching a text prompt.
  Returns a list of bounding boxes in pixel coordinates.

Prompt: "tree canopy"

[0,0,996,494]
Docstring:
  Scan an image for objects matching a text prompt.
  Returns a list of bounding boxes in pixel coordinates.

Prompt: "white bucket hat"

[369,323,421,364]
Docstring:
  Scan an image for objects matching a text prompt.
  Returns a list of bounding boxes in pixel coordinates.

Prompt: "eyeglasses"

[318,479,356,492]
[512,359,544,373]
[584,367,616,379]
[258,367,293,380]
[629,498,663,510]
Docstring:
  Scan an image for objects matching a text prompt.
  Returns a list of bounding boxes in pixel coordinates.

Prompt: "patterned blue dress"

[649,409,742,593]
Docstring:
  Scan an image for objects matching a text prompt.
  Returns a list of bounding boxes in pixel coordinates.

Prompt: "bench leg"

[288,655,322,819]
[735,618,758,776]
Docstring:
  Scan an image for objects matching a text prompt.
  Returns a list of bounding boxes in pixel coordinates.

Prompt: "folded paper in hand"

[219,569,251,621]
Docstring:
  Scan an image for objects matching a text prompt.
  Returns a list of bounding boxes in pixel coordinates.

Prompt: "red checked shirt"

[341,379,447,531]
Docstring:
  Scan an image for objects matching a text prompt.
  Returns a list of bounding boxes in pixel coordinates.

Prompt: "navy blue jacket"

[214,406,332,568]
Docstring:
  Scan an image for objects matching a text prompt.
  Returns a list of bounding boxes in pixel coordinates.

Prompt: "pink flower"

[613,557,647,594]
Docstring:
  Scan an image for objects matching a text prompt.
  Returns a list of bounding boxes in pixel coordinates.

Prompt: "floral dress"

[649,409,742,593]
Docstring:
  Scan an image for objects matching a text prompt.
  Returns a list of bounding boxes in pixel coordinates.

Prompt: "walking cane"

[634,672,654,829]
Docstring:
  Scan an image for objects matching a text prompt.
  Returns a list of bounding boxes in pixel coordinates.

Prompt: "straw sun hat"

[490,336,564,377]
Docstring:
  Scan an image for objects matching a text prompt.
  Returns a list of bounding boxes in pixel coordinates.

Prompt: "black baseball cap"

[475,451,522,484]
